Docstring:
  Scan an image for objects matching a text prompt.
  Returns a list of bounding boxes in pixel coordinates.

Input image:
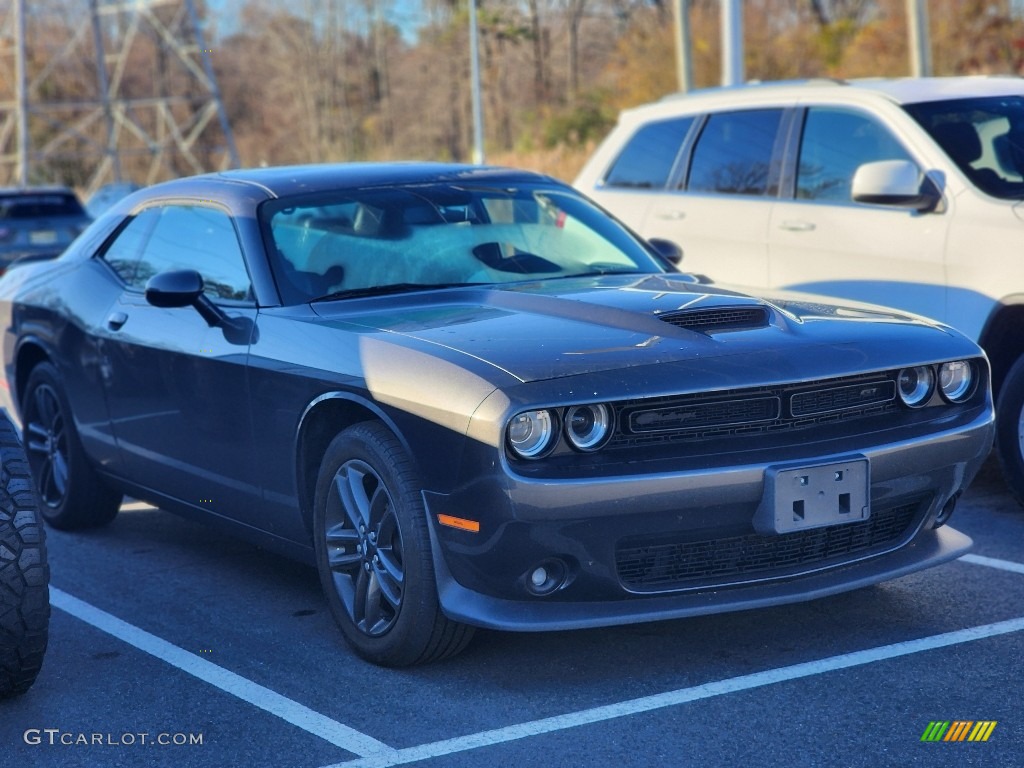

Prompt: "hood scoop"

[657,305,770,333]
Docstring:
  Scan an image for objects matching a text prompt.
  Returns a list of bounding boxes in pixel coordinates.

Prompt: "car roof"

[645,75,1024,114]
[142,162,560,200]
[0,185,78,196]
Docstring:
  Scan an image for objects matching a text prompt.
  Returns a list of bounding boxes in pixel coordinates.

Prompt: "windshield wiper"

[549,268,645,279]
[310,282,477,302]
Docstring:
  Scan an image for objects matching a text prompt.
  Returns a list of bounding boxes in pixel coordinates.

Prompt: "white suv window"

[603,117,695,189]
[688,109,783,196]
[797,108,915,202]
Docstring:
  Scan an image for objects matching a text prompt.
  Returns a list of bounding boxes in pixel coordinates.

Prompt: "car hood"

[310,273,967,386]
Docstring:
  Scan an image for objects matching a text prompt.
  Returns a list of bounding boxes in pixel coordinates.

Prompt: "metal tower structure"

[0,0,238,193]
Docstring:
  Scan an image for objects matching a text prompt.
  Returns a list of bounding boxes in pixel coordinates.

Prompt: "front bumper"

[423,407,993,632]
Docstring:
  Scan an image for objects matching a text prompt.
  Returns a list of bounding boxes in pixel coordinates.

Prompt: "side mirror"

[145,269,204,308]
[851,160,941,212]
[145,268,226,328]
[648,238,684,266]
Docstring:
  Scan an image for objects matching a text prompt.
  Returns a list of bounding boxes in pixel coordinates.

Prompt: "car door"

[768,106,949,320]
[639,108,785,289]
[95,202,261,521]
[583,116,696,236]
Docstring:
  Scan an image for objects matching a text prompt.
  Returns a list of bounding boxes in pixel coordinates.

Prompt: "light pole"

[721,0,743,86]
[673,0,693,93]
[15,0,28,186]
[469,0,485,164]
[906,0,932,77]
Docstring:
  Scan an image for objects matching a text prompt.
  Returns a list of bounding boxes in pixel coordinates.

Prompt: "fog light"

[524,559,567,596]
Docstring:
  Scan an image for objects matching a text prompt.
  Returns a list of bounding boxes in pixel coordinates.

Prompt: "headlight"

[939,360,975,403]
[897,365,935,407]
[564,403,612,452]
[507,409,557,459]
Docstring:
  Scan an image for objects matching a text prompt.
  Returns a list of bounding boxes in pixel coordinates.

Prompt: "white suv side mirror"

[851,160,941,212]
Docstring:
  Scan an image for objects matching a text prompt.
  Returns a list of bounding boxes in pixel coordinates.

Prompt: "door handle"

[779,220,816,232]
[106,311,128,331]
[654,210,686,221]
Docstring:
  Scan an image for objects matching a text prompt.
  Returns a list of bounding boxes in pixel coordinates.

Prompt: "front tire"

[995,354,1024,508]
[0,412,49,698]
[21,362,122,530]
[313,422,474,666]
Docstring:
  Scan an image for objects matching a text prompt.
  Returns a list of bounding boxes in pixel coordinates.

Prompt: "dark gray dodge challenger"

[0,164,995,666]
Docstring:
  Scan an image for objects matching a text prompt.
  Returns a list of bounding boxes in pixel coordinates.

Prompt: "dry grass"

[486,141,598,184]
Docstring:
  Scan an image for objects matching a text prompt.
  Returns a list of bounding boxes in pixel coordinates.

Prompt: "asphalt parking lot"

[1,456,1020,768]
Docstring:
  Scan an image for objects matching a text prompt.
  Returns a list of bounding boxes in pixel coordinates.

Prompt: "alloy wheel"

[24,383,69,508]
[323,459,405,636]
[1018,405,1024,462]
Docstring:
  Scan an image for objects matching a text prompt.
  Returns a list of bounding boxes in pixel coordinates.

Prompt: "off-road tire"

[0,412,49,698]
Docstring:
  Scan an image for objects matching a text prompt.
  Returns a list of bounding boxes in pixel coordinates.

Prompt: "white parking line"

[960,553,1024,576]
[321,615,1024,768]
[50,587,396,759]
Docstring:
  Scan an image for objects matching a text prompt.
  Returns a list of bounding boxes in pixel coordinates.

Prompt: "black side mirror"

[145,269,204,308]
[648,238,684,267]
[145,269,224,328]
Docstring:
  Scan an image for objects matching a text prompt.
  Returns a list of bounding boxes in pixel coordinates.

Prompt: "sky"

[207,0,430,42]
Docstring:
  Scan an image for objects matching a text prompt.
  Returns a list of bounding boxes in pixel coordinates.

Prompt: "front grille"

[616,500,922,591]
[612,372,899,448]
[791,381,896,417]
[658,306,770,333]
[630,396,779,433]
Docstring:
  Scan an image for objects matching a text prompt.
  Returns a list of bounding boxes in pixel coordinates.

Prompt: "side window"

[603,117,695,189]
[99,208,162,285]
[797,108,915,202]
[134,206,251,301]
[688,109,783,196]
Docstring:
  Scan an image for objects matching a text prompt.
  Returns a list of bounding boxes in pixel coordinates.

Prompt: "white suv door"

[583,108,785,288]
[767,106,950,320]
[584,115,694,240]
[644,108,786,288]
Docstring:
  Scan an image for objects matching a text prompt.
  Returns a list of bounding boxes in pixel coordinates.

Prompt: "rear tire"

[313,421,474,666]
[0,411,49,698]
[21,362,122,530]
[995,354,1024,508]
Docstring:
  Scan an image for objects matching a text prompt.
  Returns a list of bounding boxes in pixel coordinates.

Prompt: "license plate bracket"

[753,457,870,535]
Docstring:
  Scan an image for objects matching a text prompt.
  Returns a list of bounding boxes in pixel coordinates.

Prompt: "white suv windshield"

[906,96,1024,200]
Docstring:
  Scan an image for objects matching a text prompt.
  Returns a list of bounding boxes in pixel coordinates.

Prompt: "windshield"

[260,182,667,304]
[905,96,1024,199]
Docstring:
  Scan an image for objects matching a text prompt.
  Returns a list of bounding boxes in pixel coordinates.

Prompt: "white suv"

[575,76,1024,506]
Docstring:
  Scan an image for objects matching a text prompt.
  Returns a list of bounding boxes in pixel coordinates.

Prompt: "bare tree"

[563,0,588,104]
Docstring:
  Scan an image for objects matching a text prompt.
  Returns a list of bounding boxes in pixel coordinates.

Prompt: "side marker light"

[437,514,480,533]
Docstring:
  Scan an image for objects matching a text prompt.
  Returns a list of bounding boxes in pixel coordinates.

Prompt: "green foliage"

[541,93,616,149]
[817,19,859,69]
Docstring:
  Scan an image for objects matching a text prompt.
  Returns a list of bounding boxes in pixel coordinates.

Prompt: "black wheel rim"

[24,383,69,508]
[324,459,405,637]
